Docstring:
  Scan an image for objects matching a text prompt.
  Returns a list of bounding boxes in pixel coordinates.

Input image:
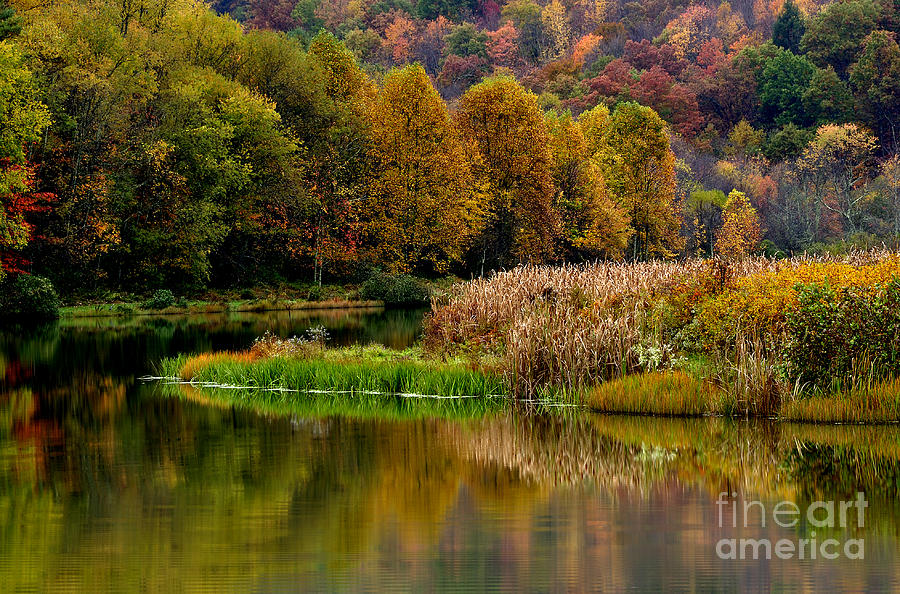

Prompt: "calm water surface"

[1,308,899,592]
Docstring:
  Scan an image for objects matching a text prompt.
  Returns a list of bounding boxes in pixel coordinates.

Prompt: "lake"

[1,308,899,591]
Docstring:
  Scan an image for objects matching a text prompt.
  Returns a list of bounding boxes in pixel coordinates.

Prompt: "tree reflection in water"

[0,312,899,591]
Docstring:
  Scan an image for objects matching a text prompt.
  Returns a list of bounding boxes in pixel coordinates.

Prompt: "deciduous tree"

[801,0,879,76]
[715,190,761,259]
[797,123,878,234]
[758,48,816,127]
[545,110,630,259]
[455,76,558,267]
[586,102,682,260]
[362,65,483,274]
[850,30,900,151]
[0,41,50,280]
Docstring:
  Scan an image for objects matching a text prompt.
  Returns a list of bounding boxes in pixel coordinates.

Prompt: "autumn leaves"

[363,65,478,274]
[362,68,686,274]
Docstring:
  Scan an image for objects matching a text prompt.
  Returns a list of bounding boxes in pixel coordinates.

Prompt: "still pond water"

[1,307,900,591]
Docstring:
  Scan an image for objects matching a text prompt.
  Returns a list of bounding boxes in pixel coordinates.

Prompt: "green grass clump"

[165,345,505,398]
[160,382,502,421]
[581,371,722,416]
[782,376,900,423]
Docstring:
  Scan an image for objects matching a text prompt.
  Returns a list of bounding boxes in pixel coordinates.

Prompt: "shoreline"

[160,349,900,425]
[60,298,387,319]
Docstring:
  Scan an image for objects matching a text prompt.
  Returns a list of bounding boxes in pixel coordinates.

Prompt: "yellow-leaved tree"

[362,64,484,274]
[454,76,559,269]
[584,102,683,260]
[796,123,877,235]
[544,110,631,260]
[715,190,762,260]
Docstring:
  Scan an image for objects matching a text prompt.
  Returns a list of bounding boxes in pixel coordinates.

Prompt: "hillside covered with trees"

[1,0,899,295]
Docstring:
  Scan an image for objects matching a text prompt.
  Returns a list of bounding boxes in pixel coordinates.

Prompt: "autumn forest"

[2,0,900,296]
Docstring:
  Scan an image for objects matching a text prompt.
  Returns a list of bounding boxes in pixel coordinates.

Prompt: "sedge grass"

[162,346,506,399]
[581,371,723,416]
[782,376,900,423]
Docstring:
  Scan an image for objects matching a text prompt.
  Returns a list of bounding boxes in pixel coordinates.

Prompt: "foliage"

[0,1,21,40]
[6,0,900,297]
[0,41,50,281]
[758,48,816,127]
[684,189,726,257]
[444,23,488,59]
[850,30,900,150]
[715,190,762,260]
[772,0,805,54]
[0,274,60,319]
[784,280,900,390]
[544,110,630,260]
[143,289,177,310]
[360,271,431,306]
[694,254,900,347]
[796,123,878,234]
[455,76,558,266]
[763,123,813,161]
[362,64,482,274]
[589,102,682,260]
[426,251,900,414]
[801,0,880,76]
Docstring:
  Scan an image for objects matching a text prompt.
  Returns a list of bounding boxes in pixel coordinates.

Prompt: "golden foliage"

[361,65,482,273]
[545,110,630,259]
[363,64,484,273]
[585,102,682,260]
[695,252,900,344]
[715,190,762,260]
[455,76,559,264]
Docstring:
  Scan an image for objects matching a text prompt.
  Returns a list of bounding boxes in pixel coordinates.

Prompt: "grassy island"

[163,250,900,423]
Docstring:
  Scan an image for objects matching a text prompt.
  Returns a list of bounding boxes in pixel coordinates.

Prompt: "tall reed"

[425,261,704,397]
[425,250,900,404]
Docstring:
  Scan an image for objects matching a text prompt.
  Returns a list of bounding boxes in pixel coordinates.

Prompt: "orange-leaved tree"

[362,64,484,274]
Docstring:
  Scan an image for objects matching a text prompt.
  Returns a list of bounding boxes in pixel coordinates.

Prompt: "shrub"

[306,284,323,301]
[783,280,900,390]
[143,289,176,310]
[250,327,330,359]
[0,274,60,320]
[694,256,900,349]
[114,302,136,315]
[360,272,430,306]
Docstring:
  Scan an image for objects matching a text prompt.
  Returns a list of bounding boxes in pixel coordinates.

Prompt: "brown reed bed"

[424,250,900,420]
[424,261,703,397]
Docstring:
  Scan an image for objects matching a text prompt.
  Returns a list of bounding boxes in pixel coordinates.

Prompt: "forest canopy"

[1,0,899,293]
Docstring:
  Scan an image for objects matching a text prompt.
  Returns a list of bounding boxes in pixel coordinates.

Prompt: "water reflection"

[0,312,899,591]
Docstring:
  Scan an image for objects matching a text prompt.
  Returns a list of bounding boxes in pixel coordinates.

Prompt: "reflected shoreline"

[1,310,898,591]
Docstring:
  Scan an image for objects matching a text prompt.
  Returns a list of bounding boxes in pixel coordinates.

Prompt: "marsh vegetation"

[171,250,900,422]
